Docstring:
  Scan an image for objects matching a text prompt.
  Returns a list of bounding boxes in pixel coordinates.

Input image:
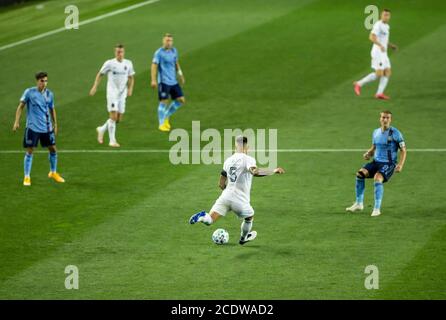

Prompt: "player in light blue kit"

[150,33,186,132]
[12,72,65,186]
[346,110,407,216]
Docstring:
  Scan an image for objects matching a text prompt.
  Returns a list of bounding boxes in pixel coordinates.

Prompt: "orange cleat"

[353,82,361,96]
[375,93,390,100]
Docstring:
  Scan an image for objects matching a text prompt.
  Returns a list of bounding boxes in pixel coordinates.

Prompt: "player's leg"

[376,67,391,98]
[164,97,185,129]
[239,216,257,245]
[372,163,395,216]
[375,53,391,99]
[158,99,169,132]
[22,128,38,186]
[98,97,114,144]
[190,196,228,225]
[232,201,256,244]
[164,85,185,127]
[354,71,378,95]
[354,53,382,95]
[23,147,33,186]
[43,131,65,183]
[189,210,222,225]
[372,172,385,216]
[356,168,369,204]
[157,83,170,131]
[346,165,373,212]
[116,96,126,124]
[47,145,65,183]
[108,97,126,146]
[107,111,119,147]
[97,119,108,144]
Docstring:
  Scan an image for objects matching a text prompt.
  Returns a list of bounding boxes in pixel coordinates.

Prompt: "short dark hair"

[236,136,248,146]
[164,33,173,38]
[381,110,392,116]
[383,8,391,13]
[35,71,48,80]
[115,43,124,48]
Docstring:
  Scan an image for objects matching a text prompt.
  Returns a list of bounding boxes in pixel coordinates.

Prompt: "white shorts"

[210,194,254,219]
[371,50,391,70]
[107,94,126,114]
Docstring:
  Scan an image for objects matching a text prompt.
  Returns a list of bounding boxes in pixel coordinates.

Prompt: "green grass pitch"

[0,0,445,299]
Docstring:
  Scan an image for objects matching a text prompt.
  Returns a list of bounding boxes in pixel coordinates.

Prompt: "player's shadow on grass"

[234,245,294,260]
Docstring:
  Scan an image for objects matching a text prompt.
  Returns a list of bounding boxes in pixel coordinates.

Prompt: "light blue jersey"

[372,126,405,163]
[152,47,178,85]
[20,87,54,133]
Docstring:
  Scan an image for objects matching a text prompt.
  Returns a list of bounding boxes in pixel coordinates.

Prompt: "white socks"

[241,219,253,240]
[107,119,116,144]
[357,73,389,94]
[201,213,213,225]
[357,72,377,86]
[377,76,389,95]
[99,120,108,134]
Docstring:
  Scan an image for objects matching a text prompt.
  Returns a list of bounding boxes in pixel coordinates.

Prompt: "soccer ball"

[212,228,229,245]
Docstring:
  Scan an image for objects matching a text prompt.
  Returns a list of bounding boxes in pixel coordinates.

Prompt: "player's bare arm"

[12,102,25,131]
[389,42,398,51]
[127,75,134,97]
[218,174,227,190]
[89,72,103,96]
[369,33,385,52]
[396,146,407,172]
[50,108,58,135]
[150,63,158,88]
[176,62,185,85]
[363,145,376,160]
[249,166,285,177]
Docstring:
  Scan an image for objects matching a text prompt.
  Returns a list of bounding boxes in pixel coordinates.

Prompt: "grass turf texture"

[0,0,445,299]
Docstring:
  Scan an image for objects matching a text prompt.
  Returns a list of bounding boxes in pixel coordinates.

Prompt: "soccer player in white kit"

[354,9,398,100]
[89,44,135,147]
[189,136,285,245]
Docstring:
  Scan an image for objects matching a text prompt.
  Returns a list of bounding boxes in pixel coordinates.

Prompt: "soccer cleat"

[109,142,120,148]
[189,211,206,224]
[346,202,364,212]
[96,127,104,144]
[23,177,31,186]
[164,118,171,130]
[371,209,381,217]
[48,172,65,183]
[375,93,390,100]
[239,231,257,245]
[353,82,361,96]
[158,123,170,132]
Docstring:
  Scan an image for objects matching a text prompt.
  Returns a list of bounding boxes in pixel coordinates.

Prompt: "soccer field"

[0,0,445,299]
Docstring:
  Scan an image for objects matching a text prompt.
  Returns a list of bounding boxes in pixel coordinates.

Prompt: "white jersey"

[99,58,135,97]
[221,152,257,203]
[371,20,390,53]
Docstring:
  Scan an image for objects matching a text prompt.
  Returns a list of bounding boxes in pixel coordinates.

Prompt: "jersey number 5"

[229,167,237,182]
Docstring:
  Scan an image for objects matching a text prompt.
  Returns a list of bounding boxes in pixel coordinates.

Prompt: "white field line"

[0,0,160,52]
[0,149,445,154]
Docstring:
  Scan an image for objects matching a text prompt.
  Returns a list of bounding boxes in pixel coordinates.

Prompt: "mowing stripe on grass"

[0,149,445,154]
[0,0,160,52]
